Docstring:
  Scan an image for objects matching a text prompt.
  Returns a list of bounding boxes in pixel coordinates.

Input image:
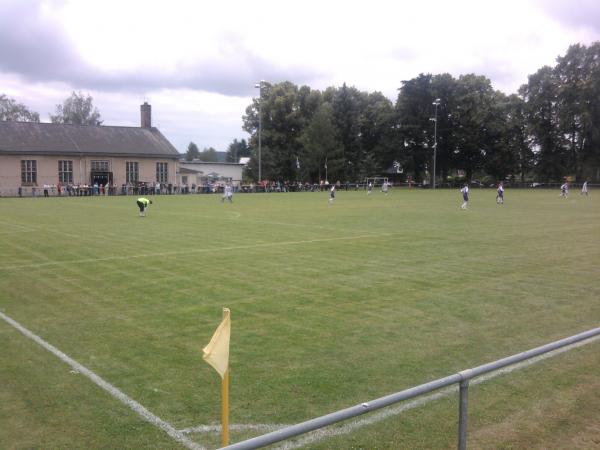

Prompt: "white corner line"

[0,310,205,450]
[180,423,290,434]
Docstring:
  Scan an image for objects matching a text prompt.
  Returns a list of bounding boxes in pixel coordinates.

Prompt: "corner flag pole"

[221,307,230,447]
[202,307,231,446]
[222,366,230,446]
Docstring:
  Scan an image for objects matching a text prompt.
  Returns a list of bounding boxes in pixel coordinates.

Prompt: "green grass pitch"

[1,189,599,449]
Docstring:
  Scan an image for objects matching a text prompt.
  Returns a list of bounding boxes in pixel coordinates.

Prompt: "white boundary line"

[180,423,290,434]
[0,311,205,450]
[272,334,600,449]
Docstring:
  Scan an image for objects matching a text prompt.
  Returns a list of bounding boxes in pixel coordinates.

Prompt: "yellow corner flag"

[203,308,231,379]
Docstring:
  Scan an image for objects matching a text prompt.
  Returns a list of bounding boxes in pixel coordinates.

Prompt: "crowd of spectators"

[7,180,399,197]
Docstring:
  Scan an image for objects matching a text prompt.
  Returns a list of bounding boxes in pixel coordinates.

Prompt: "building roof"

[178,166,204,174]
[0,121,180,159]
[180,160,245,166]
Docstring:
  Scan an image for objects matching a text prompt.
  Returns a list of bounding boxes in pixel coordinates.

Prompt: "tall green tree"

[520,66,565,181]
[396,74,436,182]
[299,102,343,181]
[451,74,497,181]
[359,91,396,176]
[331,84,364,181]
[199,147,219,162]
[50,91,102,125]
[243,81,308,181]
[577,42,600,180]
[0,94,40,122]
[481,91,519,182]
[430,73,459,181]
[503,94,534,182]
[225,139,250,162]
[554,43,600,180]
[185,142,200,161]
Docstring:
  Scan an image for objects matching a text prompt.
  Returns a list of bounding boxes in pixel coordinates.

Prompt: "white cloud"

[1,0,599,152]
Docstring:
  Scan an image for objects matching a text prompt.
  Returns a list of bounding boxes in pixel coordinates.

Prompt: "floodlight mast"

[430,98,441,189]
[254,80,266,183]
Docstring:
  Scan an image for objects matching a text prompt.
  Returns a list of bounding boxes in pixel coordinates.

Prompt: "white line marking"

[180,423,290,434]
[0,232,396,271]
[0,311,205,450]
[273,334,600,449]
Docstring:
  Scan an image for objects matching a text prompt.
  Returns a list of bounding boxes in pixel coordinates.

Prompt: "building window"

[58,160,73,184]
[21,160,37,184]
[156,162,168,183]
[91,160,110,172]
[126,161,139,183]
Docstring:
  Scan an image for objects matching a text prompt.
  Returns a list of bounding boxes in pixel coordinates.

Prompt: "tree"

[396,74,436,182]
[359,91,396,177]
[482,91,519,182]
[451,74,497,181]
[299,102,342,181]
[577,42,600,180]
[0,94,40,122]
[243,81,309,181]
[185,142,200,161]
[503,94,533,182]
[50,91,102,125]
[430,73,459,181]
[331,84,364,180]
[226,139,250,162]
[199,147,219,162]
[521,66,565,181]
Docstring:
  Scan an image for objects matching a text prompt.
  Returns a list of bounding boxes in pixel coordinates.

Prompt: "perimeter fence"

[221,326,600,450]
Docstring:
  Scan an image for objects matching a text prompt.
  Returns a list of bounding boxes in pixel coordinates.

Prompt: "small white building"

[177,160,244,191]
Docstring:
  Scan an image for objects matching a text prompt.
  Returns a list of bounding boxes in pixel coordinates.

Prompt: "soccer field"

[1,189,599,449]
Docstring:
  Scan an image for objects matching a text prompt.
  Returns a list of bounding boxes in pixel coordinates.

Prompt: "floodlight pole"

[254,80,265,184]
[431,98,441,189]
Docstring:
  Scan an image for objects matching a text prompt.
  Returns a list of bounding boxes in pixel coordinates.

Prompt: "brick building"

[0,103,179,196]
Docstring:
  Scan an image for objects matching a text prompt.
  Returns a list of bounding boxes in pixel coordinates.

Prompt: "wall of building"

[0,154,176,196]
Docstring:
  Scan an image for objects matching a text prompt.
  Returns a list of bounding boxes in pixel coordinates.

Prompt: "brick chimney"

[141,102,151,128]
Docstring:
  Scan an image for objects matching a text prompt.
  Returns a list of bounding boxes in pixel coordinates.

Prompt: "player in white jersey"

[381,181,389,195]
[581,181,589,196]
[328,185,336,204]
[367,182,373,195]
[221,183,233,203]
[496,181,504,204]
[560,182,569,198]
[460,184,469,209]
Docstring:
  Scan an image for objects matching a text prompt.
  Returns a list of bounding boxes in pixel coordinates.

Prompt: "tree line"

[0,91,102,126]
[242,42,600,184]
[3,42,599,184]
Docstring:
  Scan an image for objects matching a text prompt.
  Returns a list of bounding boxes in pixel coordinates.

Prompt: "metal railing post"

[457,377,470,450]
[457,369,473,450]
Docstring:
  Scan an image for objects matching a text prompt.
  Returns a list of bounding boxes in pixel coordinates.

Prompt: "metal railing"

[221,326,600,450]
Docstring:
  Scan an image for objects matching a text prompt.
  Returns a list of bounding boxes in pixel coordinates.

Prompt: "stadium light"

[254,80,266,183]
[431,98,441,189]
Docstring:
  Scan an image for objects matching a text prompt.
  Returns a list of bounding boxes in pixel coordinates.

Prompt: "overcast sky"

[1,0,599,153]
